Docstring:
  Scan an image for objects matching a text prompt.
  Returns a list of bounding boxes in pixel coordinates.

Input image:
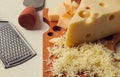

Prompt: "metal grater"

[0,21,36,68]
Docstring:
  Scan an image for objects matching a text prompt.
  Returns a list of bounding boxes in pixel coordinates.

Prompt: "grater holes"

[0,22,36,68]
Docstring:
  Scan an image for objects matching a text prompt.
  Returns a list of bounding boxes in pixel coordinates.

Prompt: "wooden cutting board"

[42,8,120,77]
[43,8,66,77]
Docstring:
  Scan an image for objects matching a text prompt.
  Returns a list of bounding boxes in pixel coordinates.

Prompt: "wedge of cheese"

[66,0,120,47]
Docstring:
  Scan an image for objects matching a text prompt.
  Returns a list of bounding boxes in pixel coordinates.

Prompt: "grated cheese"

[47,36,120,77]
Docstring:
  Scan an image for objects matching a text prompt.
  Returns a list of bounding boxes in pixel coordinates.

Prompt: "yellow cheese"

[66,0,120,47]
[57,11,72,29]
[63,0,79,11]
[48,8,59,21]
[48,0,79,28]
[63,0,78,16]
[63,0,72,11]
[48,2,66,21]
[71,1,79,9]
[56,2,66,17]
[57,1,79,29]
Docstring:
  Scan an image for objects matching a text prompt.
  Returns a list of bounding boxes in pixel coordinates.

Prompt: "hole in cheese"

[109,15,115,21]
[47,32,53,36]
[99,2,105,7]
[85,33,91,38]
[85,6,90,9]
[94,13,99,18]
[78,10,91,18]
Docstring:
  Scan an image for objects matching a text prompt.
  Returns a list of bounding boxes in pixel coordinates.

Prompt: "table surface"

[0,0,61,77]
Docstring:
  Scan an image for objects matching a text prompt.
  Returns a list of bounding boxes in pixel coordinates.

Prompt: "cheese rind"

[66,0,120,47]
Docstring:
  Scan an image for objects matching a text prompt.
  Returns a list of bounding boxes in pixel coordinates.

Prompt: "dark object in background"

[23,0,45,10]
[18,6,37,30]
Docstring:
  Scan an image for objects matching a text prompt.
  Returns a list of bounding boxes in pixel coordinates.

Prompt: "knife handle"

[18,5,37,30]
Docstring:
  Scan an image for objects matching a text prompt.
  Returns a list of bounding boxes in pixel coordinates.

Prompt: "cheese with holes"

[66,0,120,47]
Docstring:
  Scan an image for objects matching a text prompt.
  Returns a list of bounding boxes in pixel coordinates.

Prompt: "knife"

[23,0,45,10]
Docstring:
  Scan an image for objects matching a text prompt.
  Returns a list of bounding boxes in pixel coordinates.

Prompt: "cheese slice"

[48,8,59,21]
[63,0,72,11]
[72,1,79,10]
[56,2,66,17]
[66,0,120,47]
[57,11,73,29]
[63,0,79,16]
[63,0,79,11]
[48,2,66,21]
[57,1,79,28]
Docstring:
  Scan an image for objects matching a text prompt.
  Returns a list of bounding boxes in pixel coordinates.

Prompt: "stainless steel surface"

[23,0,45,9]
[0,21,36,68]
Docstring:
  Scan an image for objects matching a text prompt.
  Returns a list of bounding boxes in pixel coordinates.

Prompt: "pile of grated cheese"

[47,36,120,77]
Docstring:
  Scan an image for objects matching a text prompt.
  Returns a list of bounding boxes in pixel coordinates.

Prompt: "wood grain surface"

[43,8,66,77]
